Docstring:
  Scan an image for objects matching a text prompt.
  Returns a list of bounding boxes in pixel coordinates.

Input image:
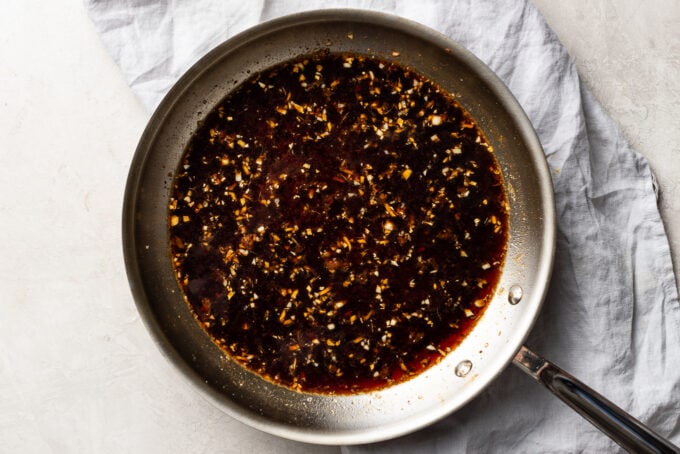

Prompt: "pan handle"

[513,345,680,454]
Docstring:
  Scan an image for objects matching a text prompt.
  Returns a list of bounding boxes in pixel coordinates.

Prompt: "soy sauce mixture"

[169,52,509,394]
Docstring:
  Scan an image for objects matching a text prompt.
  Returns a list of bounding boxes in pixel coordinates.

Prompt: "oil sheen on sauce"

[169,52,509,394]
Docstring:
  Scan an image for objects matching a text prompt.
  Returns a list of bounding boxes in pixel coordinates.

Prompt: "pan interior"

[123,9,555,446]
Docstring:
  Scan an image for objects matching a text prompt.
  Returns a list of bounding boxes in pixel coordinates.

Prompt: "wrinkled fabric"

[85,0,680,452]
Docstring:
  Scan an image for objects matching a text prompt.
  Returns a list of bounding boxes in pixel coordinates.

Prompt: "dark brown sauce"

[169,52,509,394]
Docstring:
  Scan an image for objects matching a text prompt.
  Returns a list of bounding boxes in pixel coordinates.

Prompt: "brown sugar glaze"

[169,52,509,394]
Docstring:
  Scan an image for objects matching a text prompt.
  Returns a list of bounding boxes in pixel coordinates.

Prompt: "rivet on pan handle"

[514,345,680,454]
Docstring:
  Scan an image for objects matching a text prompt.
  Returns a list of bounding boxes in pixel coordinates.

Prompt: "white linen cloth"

[85,0,680,452]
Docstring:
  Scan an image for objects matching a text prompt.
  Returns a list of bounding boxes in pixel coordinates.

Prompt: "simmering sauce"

[169,52,509,394]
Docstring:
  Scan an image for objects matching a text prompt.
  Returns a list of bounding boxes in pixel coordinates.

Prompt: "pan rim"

[122,8,556,445]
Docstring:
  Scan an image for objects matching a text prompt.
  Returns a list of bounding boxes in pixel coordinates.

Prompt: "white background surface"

[0,1,678,452]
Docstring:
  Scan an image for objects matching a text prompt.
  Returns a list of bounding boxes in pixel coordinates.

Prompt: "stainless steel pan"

[122,9,678,452]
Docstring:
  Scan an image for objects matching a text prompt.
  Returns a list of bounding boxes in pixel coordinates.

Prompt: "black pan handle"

[513,345,680,454]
